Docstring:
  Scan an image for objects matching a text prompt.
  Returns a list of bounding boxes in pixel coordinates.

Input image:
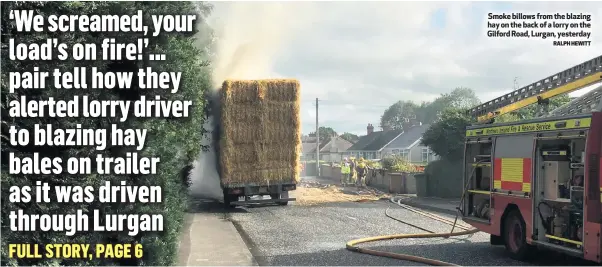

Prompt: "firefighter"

[348,157,357,184]
[340,158,351,186]
[356,157,367,187]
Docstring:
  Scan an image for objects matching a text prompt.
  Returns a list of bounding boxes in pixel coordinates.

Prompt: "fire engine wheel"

[503,210,531,260]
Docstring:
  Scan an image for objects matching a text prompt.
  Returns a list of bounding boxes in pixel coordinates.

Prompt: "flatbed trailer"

[212,79,301,208]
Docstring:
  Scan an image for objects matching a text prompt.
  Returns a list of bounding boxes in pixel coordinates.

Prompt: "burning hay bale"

[218,79,302,185]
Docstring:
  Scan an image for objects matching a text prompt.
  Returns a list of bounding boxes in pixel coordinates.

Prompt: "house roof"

[304,136,353,153]
[384,124,430,149]
[302,142,317,154]
[318,136,353,152]
[347,129,404,151]
[302,136,317,143]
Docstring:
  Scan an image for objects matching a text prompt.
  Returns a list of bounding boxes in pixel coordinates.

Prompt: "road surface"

[188,178,594,266]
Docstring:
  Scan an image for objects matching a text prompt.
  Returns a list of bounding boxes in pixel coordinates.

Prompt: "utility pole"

[315,98,320,177]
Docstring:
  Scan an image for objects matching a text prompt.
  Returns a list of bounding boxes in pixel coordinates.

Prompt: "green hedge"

[1,2,213,265]
[423,159,464,198]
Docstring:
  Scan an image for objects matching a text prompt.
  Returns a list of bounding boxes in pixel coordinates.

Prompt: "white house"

[345,123,438,164]
[301,135,353,162]
[380,124,438,163]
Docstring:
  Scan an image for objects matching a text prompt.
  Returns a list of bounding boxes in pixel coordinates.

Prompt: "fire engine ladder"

[468,55,602,123]
[545,83,602,117]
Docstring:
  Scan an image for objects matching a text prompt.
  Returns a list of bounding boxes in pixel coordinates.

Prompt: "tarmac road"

[187,181,595,266]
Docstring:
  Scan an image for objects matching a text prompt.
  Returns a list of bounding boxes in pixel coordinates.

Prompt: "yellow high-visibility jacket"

[341,164,351,174]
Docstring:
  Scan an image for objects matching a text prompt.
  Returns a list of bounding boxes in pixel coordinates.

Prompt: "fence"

[315,164,417,194]
[299,160,464,198]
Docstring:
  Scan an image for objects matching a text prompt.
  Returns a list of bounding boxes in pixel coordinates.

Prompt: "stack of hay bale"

[219,79,302,186]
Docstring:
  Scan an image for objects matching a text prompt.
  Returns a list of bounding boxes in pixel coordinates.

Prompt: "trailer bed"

[222,182,297,207]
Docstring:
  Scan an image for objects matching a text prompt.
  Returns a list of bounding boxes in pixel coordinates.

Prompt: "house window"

[400,149,409,160]
[359,152,364,158]
[422,148,434,162]
[392,149,399,155]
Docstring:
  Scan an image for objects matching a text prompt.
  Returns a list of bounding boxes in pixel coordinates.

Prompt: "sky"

[207,1,602,136]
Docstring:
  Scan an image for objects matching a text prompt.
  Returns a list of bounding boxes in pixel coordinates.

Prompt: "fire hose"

[345,162,487,266]
[345,198,479,266]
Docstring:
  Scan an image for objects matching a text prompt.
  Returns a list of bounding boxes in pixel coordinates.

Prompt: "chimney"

[367,123,374,135]
[402,117,416,130]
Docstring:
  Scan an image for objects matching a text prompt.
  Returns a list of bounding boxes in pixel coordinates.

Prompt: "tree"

[441,87,481,109]
[1,2,214,266]
[340,132,359,143]
[421,108,473,161]
[513,94,572,120]
[419,87,480,124]
[491,94,572,123]
[379,88,480,130]
[420,91,572,160]
[380,101,419,130]
[308,126,337,141]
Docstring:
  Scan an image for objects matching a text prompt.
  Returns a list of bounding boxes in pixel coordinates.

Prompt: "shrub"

[381,156,421,173]
[1,2,213,266]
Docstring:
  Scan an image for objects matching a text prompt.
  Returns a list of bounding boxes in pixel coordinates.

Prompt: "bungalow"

[301,136,318,161]
[346,123,438,163]
[301,135,353,162]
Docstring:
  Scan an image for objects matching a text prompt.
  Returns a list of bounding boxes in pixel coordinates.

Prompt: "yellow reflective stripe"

[522,183,531,193]
[466,117,591,137]
[545,234,583,246]
[467,190,490,195]
[501,158,523,183]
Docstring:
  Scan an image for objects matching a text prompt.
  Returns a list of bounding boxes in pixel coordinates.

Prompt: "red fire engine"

[462,55,602,262]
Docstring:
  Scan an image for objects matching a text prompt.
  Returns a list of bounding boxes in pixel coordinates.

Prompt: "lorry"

[214,79,301,207]
[461,55,602,262]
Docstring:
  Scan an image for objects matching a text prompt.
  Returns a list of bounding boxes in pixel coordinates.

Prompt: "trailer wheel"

[224,195,237,208]
[503,209,531,260]
[278,192,289,206]
[223,189,236,208]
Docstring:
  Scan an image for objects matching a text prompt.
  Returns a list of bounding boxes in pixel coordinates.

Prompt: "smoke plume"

[189,2,312,200]
[210,2,312,86]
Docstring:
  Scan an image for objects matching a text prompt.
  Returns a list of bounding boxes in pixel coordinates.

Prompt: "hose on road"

[346,198,479,266]
[346,162,487,266]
